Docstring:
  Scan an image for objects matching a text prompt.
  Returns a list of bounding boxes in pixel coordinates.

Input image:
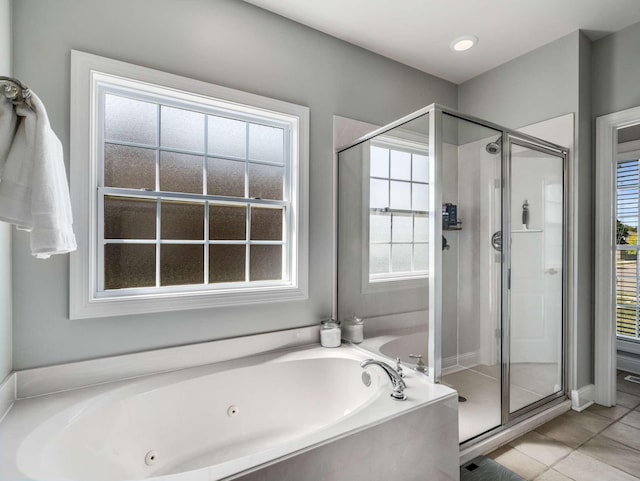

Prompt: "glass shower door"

[439,113,504,442]
[506,138,566,416]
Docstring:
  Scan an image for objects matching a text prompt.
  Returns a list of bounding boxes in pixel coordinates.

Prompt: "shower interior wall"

[440,114,573,377]
[442,132,501,373]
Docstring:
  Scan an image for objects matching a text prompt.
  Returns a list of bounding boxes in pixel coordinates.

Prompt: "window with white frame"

[368,141,429,282]
[615,157,640,340]
[70,51,308,319]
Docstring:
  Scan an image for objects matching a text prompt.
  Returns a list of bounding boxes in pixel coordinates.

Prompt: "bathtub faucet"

[360,359,407,401]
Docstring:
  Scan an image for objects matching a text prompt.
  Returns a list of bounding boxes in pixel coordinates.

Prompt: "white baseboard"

[618,352,640,375]
[0,373,15,423]
[442,351,480,376]
[571,383,595,412]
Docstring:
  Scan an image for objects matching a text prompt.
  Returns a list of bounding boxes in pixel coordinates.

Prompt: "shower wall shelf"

[444,221,462,231]
[371,207,428,215]
[512,228,543,233]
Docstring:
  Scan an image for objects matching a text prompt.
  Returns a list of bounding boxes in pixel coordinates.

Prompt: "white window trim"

[70,50,309,319]
[361,134,430,294]
[594,106,640,406]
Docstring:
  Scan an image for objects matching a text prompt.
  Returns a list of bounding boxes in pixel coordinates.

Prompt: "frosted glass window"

[249,163,284,200]
[104,244,156,289]
[104,94,157,146]
[390,181,411,210]
[104,196,156,239]
[209,205,247,240]
[210,245,246,283]
[413,244,428,271]
[370,244,390,274]
[414,216,428,243]
[391,244,412,272]
[390,150,411,180]
[208,116,246,159]
[160,106,205,153]
[104,144,156,190]
[370,179,389,209]
[370,146,389,178]
[413,154,429,182]
[370,214,391,243]
[249,124,284,164]
[250,245,283,281]
[392,215,413,243]
[161,201,204,240]
[412,184,429,212]
[207,158,245,197]
[251,208,283,241]
[160,151,204,194]
[160,244,204,286]
[92,73,302,306]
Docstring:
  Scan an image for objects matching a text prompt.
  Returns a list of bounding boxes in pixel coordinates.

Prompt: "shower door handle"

[491,231,502,252]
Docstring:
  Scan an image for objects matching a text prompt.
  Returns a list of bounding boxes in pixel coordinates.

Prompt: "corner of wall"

[575,30,594,389]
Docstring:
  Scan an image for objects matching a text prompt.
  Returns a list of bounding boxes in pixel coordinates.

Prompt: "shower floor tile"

[444,363,560,442]
[443,367,501,442]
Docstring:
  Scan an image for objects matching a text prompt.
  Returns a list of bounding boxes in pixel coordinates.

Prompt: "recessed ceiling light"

[450,35,478,52]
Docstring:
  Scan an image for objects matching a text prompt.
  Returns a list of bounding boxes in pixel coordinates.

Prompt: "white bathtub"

[0,345,458,481]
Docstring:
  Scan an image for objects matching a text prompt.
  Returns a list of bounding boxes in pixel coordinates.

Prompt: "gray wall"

[577,32,593,388]
[458,33,580,129]
[592,21,640,118]
[458,31,594,389]
[0,0,12,381]
[11,0,457,369]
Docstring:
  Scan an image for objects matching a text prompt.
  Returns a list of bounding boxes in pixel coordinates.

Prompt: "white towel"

[0,96,18,179]
[0,91,77,258]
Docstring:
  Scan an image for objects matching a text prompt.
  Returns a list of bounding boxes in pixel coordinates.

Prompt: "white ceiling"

[243,0,640,84]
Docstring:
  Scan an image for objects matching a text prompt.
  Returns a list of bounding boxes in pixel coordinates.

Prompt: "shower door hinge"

[495,328,501,339]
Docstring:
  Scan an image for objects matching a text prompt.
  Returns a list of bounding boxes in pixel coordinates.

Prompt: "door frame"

[595,105,640,406]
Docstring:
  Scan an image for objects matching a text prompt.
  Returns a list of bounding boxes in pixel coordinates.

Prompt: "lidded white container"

[320,319,341,347]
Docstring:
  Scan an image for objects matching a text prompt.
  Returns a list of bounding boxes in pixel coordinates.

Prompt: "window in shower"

[368,139,429,282]
[69,51,309,319]
[615,158,640,340]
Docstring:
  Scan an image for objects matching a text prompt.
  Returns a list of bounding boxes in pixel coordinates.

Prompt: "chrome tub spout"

[361,359,407,401]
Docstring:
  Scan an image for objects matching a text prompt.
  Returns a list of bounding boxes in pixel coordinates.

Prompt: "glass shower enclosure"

[336,105,568,445]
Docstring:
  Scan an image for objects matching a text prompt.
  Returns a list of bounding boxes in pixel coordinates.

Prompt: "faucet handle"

[409,354,427,373]
[394,357,405,378]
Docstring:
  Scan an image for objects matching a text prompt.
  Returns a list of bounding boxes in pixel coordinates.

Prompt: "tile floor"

[488,371,640,480]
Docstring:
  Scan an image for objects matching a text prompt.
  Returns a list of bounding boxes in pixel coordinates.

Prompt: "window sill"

[618,337,640,356]
[70,284,308,320]
[362,273,429,294]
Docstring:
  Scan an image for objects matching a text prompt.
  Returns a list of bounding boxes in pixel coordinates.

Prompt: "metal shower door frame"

[500,133,569,424]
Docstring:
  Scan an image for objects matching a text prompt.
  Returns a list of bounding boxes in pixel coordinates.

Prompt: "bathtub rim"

[15,325,321,400]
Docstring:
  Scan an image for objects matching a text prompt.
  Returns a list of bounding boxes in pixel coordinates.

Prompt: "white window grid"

[615,158,640,340]
[96,84,293,297]
[369,141,429,282]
